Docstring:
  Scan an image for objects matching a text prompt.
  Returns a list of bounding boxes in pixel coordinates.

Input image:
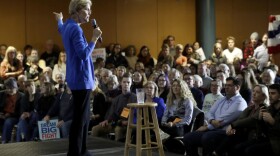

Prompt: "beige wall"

[216,0,280,48]
[216,0,280,68]
[0,0,279,63]
[0,0,196,58]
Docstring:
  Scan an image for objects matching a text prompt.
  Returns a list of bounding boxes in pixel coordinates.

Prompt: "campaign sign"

[38,119,60,140]
[92,48,106,62]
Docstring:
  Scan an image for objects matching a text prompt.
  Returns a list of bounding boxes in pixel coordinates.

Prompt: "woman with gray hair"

[53,0,102,155]
[261,69,276,87]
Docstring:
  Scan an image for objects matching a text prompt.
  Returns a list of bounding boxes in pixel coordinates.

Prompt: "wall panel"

[25,0,69,52]
[85,0,117,46]
[0,0,279,63]
[0,0,25,51]
[158,0,196,55]
[117,0,158,56]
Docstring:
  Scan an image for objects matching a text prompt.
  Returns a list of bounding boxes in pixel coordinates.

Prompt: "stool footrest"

[129,124,156,130]
[126,143,160,150]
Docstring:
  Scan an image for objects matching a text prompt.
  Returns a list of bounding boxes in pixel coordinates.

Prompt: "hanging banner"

[268,15,280,54]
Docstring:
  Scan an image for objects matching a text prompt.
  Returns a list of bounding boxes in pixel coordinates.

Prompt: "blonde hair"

[58,51,66,68]
[166,78,197,107]
[3,46,17,63]
[254,84,270,106]
[144,81,159,97]
[69,0,92,15]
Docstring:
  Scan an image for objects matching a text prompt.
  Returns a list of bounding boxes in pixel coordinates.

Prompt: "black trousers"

[231,139,274,156]
[67,89,91,156]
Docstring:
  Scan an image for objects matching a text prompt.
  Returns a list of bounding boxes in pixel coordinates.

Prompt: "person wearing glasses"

[183,77,247,156]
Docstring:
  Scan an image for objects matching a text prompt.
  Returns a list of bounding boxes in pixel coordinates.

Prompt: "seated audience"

[25,56,43,81]
[43,85,73,138]
[0,46,24,80]
[173,44,187,67]
[52,51,66,82]
[99,68,112,93]
[193,41,206,61]
[183,73,204,109]
[137,45,155,69]
[197,62,213,91]
[89,79,106,130]
[40,40,59,69]
[0,78,25,143]
[183,77,247,156]
[223,36,243,65]
[213,84,269,156]
[131,71,145,94]
[16,80,39,141]
[31,82,56,140]
[0,44,7,64]
[91,73,137,141]
[157,43,174,68]
[161,79,196,137]
[202,79,224,116]
[124,45,138,69]
[105,43,128,68]
[53,72,66,95]
[156,74,170,104]
[261,69,276,87]
[115,66,126,83]
[209,42,227,65]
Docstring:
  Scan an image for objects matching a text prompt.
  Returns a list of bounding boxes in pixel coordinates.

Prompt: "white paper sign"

[92,48,106,62]
[38,119,60,140]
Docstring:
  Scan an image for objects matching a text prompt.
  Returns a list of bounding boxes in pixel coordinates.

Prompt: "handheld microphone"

[92,19,102,43]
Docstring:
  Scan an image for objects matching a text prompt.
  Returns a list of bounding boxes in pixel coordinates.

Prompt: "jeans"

[60,120,72,138]
[1,117,19,143]
[16,112,39,141]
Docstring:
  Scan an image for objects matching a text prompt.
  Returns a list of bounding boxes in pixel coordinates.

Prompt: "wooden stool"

[124,102,165,156]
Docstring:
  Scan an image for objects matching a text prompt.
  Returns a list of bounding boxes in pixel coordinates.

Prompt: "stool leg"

[136,108,143,156]
[124,108,134,156]
[150,107,165,156]
[143,107,152,156]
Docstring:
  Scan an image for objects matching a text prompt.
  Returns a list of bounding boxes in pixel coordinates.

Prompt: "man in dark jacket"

[0,77,25,143]
[43,85,73,138]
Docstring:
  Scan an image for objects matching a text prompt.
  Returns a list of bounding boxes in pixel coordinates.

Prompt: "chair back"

[190,107,204,132]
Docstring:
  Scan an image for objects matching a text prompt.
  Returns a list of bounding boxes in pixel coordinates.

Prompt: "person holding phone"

[249,84,280,156]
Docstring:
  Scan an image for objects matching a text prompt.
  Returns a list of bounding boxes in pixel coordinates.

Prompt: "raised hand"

[53,12,63,21]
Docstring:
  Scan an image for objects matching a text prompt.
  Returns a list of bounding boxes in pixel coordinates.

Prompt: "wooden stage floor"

[0,136,182,156]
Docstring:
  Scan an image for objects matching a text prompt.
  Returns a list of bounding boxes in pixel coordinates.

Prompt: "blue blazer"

[57,18,95,90]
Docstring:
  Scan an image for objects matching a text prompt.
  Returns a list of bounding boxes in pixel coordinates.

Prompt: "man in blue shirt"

[183,77,247,156]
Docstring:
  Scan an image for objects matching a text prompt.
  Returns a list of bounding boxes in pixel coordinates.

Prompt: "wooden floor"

[0,136,182,156]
